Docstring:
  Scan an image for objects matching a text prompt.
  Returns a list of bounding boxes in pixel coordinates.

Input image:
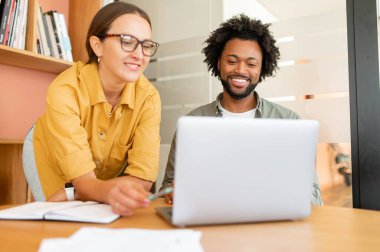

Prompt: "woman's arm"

[48,172,152,216]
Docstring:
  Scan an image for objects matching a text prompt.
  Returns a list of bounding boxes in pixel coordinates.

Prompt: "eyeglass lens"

[121,35,158,56]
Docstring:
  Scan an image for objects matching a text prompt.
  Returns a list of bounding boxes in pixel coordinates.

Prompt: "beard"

[220,76,258,100]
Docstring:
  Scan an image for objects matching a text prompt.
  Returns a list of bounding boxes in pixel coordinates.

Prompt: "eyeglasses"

[99,34,159,57]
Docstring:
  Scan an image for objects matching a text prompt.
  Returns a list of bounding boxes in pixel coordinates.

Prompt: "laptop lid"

[166,117,319,226]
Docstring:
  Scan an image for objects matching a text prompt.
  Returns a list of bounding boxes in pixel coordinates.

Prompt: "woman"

[22,2,161,216]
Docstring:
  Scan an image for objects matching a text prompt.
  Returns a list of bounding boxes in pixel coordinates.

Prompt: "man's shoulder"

[187,101,218,117]
[259,98,300,119]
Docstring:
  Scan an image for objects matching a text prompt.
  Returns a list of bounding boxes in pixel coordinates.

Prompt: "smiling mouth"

[228,75,251,85]
[124,62,141,71]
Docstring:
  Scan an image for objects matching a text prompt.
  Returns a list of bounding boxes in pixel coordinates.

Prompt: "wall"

[125,0,223,190]
[128,0,351,192]
[0,66,55,139]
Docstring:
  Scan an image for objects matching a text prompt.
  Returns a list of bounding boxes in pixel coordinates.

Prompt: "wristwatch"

[64,183,75,201]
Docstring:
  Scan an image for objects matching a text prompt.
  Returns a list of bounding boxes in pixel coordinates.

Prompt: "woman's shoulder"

[136,74,159,96]
[49,62,87,89]
[46,62,93,104]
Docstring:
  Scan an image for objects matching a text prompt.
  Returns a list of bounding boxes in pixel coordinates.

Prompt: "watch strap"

[64,183,75,201]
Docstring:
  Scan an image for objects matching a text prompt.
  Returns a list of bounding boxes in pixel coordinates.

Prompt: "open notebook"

[0,201,119,224]
[156,117,319,226]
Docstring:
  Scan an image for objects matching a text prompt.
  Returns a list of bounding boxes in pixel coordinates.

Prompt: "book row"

[0,0,28,50]
[0,0,73,62]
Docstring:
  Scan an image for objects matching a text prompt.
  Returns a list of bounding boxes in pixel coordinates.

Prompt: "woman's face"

[96,14,152,84]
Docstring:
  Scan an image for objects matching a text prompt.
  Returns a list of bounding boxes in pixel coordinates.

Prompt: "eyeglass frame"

[98,33,159,57]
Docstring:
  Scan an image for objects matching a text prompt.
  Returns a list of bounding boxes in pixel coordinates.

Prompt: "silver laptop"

[156,117,319,226]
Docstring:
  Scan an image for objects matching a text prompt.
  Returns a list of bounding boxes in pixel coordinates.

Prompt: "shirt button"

[108,112,112,117]
[99,132,106,140]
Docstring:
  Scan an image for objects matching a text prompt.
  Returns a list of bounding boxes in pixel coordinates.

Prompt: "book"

[7,0,21,47]
[9,0,26,48]
[41,8,54,57]
[36,5,50,56]
[44,12,59,58]
[5,0,18,46]
[15,0,27,49]
[0,201,120,224]
[52,11,67,60]
[0,0,13,44]
[57,13,73,62]
[2,0,15,45]
[46,10,66,60]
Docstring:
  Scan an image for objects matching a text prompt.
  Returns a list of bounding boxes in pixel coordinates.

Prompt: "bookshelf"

[0,0,103,204]
[0,0,74,73]
[0,0,103,72]
[0,44,72,73]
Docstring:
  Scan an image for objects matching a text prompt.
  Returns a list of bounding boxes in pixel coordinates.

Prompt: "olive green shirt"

[161,92,323,205]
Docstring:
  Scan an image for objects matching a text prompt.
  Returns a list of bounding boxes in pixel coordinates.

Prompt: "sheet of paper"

[38,227,204,252]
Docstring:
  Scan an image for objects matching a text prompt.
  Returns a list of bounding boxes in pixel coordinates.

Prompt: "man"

[160,14,322,205]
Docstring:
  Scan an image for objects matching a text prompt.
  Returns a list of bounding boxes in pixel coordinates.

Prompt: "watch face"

[65,182,74,188]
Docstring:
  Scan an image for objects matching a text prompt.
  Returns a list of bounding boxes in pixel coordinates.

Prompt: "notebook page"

[0,201,89,220]
[44,203,119,223]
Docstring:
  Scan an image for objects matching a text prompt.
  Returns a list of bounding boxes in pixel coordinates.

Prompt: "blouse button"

[99,132,106,139]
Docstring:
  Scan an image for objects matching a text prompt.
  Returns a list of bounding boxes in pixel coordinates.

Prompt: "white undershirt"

[218,101,256,118]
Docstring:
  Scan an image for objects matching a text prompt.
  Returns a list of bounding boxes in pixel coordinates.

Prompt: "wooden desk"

[1,200,380,251]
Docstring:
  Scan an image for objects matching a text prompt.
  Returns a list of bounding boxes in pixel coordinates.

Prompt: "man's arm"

[160,132,177,204]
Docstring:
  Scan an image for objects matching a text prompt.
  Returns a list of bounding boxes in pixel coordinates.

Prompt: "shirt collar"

[80,63,105,106]
[215,91,262,118]
[81,63,136,109]
[119,82,135,109]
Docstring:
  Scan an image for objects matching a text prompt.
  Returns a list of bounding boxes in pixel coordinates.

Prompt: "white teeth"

[232,78,247,83]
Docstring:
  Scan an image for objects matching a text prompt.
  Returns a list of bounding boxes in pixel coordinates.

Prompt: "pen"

[147,187,173,201]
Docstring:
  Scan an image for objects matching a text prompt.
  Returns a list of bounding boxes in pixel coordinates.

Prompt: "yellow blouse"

[33,62,161,199]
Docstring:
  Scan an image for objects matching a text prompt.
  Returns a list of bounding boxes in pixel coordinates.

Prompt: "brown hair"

[86,2,151,64]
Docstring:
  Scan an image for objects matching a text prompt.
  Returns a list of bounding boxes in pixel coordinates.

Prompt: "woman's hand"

[107,179,150,216]
[70,171,151,216]
[48,172,152,216]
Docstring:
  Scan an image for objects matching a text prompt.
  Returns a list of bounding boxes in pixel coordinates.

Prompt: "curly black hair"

[202,14,280,83]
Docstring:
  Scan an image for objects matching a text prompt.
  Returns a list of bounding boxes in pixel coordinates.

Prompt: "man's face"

[218,38,263,100]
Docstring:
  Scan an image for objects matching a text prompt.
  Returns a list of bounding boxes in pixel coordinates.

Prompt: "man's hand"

[163,181,174,205]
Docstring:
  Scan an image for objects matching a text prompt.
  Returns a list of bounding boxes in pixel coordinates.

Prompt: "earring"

[97,57,100,63]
